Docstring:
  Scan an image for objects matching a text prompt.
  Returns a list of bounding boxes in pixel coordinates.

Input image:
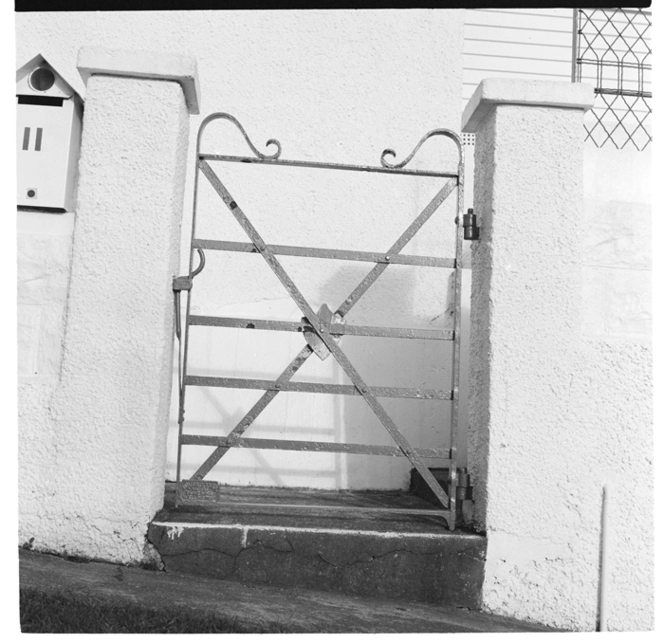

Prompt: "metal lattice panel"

[573,8,652,150]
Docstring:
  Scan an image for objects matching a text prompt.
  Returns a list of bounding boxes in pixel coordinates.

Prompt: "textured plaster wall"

[18,75,190,563]
[469,103,652,631]
[16,10,467,492]
[18,211,75,547]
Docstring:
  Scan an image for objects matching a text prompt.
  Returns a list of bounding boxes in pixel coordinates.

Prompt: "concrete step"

[149,484,486,608]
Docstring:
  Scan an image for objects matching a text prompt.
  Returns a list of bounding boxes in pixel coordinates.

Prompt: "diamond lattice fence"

[575,8,652,150]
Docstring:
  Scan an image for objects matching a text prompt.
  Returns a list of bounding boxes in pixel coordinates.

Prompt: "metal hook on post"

[173,247,206,390]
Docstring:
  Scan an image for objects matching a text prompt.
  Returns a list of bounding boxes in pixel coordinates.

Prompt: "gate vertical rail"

[173,113,466,529]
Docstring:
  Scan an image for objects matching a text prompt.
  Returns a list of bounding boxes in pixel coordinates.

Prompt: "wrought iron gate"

[173,113,466,530]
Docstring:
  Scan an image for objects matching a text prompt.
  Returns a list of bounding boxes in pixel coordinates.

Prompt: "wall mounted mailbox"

[16,54,84,212]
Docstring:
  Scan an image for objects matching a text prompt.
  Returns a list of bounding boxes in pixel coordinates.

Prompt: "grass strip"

[20,587,290,634]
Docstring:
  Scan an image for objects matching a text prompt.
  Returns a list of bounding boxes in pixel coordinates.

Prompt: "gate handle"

[173,248,206,342]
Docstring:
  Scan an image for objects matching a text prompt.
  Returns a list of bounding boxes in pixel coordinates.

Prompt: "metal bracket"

[173,276,193,292]
[463,208,480,241]
[302,303,345,361]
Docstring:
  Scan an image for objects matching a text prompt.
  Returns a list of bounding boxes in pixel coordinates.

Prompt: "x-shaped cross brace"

[189,159,457,511]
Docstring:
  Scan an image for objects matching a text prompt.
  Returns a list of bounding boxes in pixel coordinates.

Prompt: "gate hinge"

[463,208,480,241]
[173,276,193,292]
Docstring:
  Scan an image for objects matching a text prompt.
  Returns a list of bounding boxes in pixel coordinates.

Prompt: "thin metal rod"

[599,483,610,631]
[185,375,452,400]
[175,125,206,491]
[189,315,454,341]
[200,153,457,179]
[446,143,465,531]
[572,8,579,82]
[183,435,451,459]
[192,238,456,268]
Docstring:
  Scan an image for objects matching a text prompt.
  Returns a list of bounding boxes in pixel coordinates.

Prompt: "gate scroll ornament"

[173,113,466,530]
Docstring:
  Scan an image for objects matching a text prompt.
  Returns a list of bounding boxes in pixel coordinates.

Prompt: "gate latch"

[463,208,480,241]
[172,276,193,292]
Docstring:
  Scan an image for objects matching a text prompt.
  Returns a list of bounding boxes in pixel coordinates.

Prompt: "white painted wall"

[463,79,652,632]
[480,143,652,633]
[575,145,652,631]
[18,210,75,546]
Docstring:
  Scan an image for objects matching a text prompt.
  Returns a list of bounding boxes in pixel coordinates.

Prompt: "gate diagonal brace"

[198,160,453,513]
[302,303,345,361]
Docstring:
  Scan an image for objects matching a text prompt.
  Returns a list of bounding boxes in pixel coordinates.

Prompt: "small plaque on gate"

[177,480,220,506]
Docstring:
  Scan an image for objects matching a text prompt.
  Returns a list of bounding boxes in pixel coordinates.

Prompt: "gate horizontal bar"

[206,499,453,520]
[185,375,452,400]
[181,434,451,459]
[199,153,458,179]
[192,239,456,268]
[189,315,454,341]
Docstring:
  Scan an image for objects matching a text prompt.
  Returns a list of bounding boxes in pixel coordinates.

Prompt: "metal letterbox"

[16,54,83,212]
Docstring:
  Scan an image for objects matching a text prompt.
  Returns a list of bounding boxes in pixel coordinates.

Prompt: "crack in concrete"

[161,547,238,559]
[248,537,295,553]
[316,547,427,568]
[158,536,298,564]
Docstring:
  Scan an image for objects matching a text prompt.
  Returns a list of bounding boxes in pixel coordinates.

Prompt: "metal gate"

[173,113,467,530]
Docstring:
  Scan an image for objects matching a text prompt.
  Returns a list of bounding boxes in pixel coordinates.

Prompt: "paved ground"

[19,549,557,633]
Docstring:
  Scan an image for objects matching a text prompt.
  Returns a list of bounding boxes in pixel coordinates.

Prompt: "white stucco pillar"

[462,80,596,626]
[37,48,199,563]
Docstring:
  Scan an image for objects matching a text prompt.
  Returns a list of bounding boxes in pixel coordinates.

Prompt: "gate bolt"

[463,208,480,241]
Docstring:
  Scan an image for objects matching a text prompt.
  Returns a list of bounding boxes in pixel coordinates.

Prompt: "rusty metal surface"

[335,178,457,318]
[200,501,454,520]
[200,153,456,179]
[380,127,462,170]
[191,345,314,480]
[192,239,456,268]
[189,315,453,341]
[447,145,465,530]
[302,304,340,360]
[199,159,454,512]
[185,374,451,400]
[175,113,466,527]
[182,435,450,459]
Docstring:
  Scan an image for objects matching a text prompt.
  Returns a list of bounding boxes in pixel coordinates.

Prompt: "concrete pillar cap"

[77,46,200,115]
[462,78,595,133]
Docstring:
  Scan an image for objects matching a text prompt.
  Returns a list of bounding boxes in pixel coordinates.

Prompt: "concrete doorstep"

[18,549,556,633]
